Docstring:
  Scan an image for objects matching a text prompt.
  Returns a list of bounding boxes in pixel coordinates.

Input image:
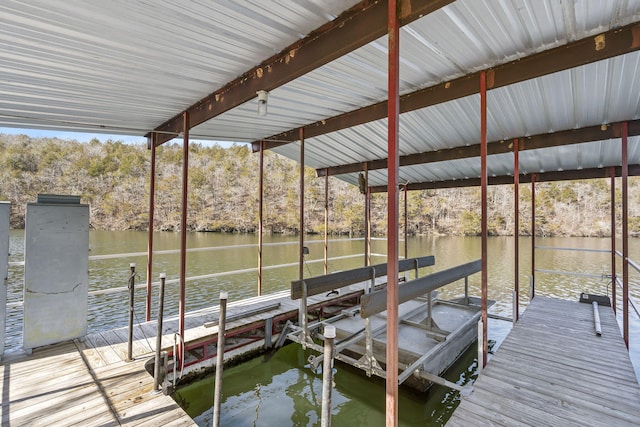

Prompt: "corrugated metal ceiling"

[1,0,640,187]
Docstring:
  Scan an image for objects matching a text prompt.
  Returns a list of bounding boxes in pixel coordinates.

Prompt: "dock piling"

[212,291,228,427]
[127,262,136,361]
[321,325,336,427]
[154,273,167,392]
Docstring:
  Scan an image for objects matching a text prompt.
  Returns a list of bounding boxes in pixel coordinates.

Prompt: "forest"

[1,133,638,237]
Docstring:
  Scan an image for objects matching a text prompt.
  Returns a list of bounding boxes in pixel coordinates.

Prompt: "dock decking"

[0,340,195,426]
[447,296,640,426]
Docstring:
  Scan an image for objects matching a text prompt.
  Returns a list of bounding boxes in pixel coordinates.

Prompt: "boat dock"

[447,296,640,426]
[0,341,195,426]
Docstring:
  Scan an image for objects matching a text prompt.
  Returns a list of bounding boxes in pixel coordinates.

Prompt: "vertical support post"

[404,183,408,261]
[0,202,9,360]
[365,169,371,267]
[321,325,336,427]
[464,276,469,305]
[610,167,616,313]
[479,71,488,368]
[154,273,166,392]
[212,291,228,427]
[127,263,136,362]
[258,141,264,295]
[364,268,376,375]
[299,129,305,281]
[146,135,157,321]
[622,122,629,348]
[179,112,189,361]
[324,171,329,275]
[514,138,519,322]
[386,0,400,424]
[530,173,536,300]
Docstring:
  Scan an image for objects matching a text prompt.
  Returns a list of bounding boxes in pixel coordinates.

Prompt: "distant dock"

[447,296,640,426]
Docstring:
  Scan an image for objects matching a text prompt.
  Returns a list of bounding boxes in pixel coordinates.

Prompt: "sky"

[0,127,244,148]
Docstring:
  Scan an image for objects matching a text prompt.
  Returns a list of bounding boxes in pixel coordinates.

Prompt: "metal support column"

[258,141,264,295]
[324,171,329,275]
[299,129,305,281]
[365,168,371,267]
[404,183,408,261]
[610,167,616,313]
[479,70,488,368]
[179,112,189,360]
[146,134,157,321]
[386,0,400,424]
[514,138,519,322]
[531,173,536,300]
[622,122,629,348]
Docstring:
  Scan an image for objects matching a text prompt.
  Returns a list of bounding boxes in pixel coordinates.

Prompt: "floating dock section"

[447,296,640,426]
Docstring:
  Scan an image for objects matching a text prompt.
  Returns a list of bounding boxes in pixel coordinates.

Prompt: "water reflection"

[175,343,480,427]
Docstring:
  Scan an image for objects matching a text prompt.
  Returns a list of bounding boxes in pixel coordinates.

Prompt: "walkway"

[0,341,195,426]
[447,296,640,426]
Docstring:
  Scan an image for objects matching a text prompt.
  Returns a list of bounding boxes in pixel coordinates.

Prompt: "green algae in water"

[174,343,479,427]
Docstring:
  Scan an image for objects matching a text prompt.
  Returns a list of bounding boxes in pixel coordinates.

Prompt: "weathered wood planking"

[0,341,195,426]
[447,296,640,426]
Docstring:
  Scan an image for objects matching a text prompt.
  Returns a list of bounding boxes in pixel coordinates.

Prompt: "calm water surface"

[5,231,640,425]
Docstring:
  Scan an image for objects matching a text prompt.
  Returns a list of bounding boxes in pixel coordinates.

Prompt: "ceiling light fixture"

[256,90,269,117]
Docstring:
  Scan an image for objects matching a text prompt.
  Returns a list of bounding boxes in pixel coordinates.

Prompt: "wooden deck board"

[448,296,640,426]
[0,341,195,426]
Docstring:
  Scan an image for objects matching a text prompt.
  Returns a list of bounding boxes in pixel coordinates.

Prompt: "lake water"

[5,231,640,425]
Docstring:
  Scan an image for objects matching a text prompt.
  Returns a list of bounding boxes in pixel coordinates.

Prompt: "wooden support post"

[179,112,189,361]
[321,325,336,427]
[514,138,519,322]
[622,122,629,348]
[146,135,156,321]
[480,70,488,368]
[258,141,264,295]
[386,0,400,424]
[611,167,616,313]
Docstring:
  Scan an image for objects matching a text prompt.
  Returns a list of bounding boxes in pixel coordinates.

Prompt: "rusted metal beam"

[622,122,629,348]
[611,167,616,313]
[480,71,488,368]
[145,134,157,321]
[179,112,189,360]
[262,22,640,151]
[318,120,640,177]
[513,138,519,322]
[368,165,640,193]
[258,140,264,295]
[151,0,454,146]
[387,0,400,423]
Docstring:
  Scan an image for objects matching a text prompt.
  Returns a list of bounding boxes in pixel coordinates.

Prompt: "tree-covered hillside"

[1,134,638,237]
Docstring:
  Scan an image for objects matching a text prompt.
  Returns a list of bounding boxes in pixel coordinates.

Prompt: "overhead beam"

[317,119,640,176]
[258,21,640,151]
[369,165,640,193]
[150,0,454,146]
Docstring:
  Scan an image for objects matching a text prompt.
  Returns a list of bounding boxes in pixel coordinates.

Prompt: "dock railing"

[2,237,381,355]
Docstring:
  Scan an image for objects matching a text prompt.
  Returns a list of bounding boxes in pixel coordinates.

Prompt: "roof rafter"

[256,21,640,152]
[149,0,454,146]
[316,120,640,176]
[369,165,640,193]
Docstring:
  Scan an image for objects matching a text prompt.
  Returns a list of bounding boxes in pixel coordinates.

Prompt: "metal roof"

[1,0,640,188]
